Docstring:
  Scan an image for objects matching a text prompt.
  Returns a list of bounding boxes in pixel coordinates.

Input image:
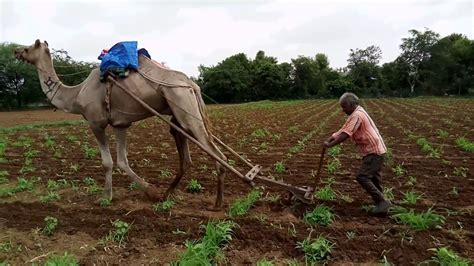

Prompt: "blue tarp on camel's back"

[99,41,139,72]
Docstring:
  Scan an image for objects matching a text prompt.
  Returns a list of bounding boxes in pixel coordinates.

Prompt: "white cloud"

[1,0,472,77]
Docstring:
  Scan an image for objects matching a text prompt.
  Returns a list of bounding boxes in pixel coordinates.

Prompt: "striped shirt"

[332,106,387,156]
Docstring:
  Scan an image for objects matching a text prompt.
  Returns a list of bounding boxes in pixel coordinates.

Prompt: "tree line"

[1,28,472,109]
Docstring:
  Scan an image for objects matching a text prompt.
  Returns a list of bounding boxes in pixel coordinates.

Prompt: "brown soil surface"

[0,99,473,265]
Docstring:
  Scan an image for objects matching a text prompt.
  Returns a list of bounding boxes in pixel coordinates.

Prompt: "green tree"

[347,45,382,96]
[199,53,252,103]
[398,28,440,95]
[424,34,474,95]
[0,42,40,109]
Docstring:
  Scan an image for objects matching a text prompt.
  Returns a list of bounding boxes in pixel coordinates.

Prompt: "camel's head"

[14,39,50,65]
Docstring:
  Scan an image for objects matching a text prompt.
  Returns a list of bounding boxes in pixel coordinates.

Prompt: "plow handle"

[315,147,326,183]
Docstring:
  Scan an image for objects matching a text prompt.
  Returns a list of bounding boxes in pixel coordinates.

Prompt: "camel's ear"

[44,40,49,47]
[35,39,41,48]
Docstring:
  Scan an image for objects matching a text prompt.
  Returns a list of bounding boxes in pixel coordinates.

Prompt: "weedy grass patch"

[304,204,334,226]
[186,179,203,193]
[173,220,236,265]
[428,247,470,266]
[390,206,445,231]
[297,234,334,264]
[228,190,262,217]
[42,216,58,236]
[455,137,474,152]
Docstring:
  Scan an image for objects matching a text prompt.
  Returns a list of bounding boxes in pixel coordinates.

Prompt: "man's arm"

[323,132,349,148]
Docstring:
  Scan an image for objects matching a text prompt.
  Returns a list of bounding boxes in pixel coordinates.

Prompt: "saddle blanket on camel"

[98,41,170,81]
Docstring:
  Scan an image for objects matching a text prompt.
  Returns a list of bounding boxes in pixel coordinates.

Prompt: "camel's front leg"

[113,126,160,201]
[91,126,113,200]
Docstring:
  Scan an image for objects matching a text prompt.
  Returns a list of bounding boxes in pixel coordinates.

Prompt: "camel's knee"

[116,159,128,172]
[102,158,114,172]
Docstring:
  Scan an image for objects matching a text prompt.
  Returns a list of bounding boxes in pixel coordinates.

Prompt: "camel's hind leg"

[113,126,160,201]
[166,89,227,209]
[164,117,192,199]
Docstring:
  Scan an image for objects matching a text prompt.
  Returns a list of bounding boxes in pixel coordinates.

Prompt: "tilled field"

[0,98,473,265]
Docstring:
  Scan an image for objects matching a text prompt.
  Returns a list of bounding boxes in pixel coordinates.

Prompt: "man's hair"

[339,92,359,106]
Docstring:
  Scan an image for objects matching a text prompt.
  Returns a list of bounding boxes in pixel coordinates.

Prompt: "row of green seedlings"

[380,102,469,178]
[389,99,473,154]
[455,137,474,152]
[411,134,442,158]
[374,109,456,197]
[249,128,281,154]
[161,189,261,264]
[287,109,339,157]
[0,252,79,266]
[0,215,78,265]
[173,220,236,265]
[409,131,469,178]
[152,178,204,213]
[300,145,340,265]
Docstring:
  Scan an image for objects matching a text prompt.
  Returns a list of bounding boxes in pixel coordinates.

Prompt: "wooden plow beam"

[108,76,314,203]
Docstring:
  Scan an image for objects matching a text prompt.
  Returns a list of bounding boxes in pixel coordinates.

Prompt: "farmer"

[323,92,391,214]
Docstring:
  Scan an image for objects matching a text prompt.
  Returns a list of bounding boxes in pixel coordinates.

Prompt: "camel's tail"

[193,85,214,142]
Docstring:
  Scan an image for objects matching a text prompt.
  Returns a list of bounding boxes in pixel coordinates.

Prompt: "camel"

[14,39,228,209]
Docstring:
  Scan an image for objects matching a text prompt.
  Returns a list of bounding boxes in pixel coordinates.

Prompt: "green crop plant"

[40,191,61,203]
[0,137,8,163]
[47,180,62,191]
[383,187,395,201]
[251,128,269,139]
[153,198,175,212]
[297,234,334,264]
[129,181,139,190]
[0,171,8,184]
[256,259,274,266]
[401,190,422,204]
[303,204,334,226]
[83,177,101,194]
[228,190,261,217]
[436,129,449,139]
[326,158,341,175]
[65,135,79,142]
[406,175,417,186]
[174,220,235,265]
[428,247,470,266]
[43,252,79,266]
[99,198,112,207]
[42,216,58,236]
[186,179,203,193]
[82,144,98,159]
[455,137,474,152]
[314,186,336,201]
[390,206,445,231]
[273,161,285,173]
[43,135,56,149]
[103,220,131,247]
[159,169,173,178]
[392,164,405,177]
[288,126,299,134]
[453,167,468,178]
[15,178,34,192]
[328,145,341,157]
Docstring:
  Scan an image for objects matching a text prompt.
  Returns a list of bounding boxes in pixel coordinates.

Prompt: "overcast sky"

[1,0,472,77]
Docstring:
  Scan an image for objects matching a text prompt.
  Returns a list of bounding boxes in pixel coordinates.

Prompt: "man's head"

[339,92,359,115]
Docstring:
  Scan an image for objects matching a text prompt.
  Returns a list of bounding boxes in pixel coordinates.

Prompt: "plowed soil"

[0,98,473,265]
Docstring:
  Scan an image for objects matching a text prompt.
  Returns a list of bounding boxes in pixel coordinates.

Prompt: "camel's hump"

[138,55,192,88]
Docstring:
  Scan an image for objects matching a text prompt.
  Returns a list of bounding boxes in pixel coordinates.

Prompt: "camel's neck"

[36,58,83,114]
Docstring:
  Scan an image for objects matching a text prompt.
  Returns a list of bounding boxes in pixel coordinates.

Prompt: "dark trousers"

[356,154,386,204]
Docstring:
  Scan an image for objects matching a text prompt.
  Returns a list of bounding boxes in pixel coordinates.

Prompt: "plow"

[107,75,321,204]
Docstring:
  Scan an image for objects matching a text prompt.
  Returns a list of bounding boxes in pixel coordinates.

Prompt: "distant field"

[0,98,473,264]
